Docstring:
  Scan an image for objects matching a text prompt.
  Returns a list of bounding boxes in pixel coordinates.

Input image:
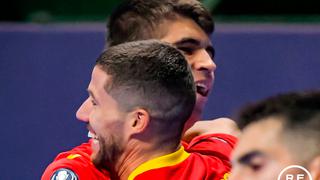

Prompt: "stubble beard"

[92,134,124,174]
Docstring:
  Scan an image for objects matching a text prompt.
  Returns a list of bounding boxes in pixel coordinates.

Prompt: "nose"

[192,49,216,74]
[76,98,91,123]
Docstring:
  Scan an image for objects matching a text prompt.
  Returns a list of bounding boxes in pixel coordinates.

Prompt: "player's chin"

[91,137,100,151]
[195,93,208,112]
[91,147,103,167]
[184,99,204,130]
[91,136,122,169]
[91,137,106,168]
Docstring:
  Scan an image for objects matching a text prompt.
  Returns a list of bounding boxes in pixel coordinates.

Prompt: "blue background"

[1,23,319,179]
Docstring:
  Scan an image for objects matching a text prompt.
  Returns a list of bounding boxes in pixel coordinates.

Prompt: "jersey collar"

[128,146,190,180]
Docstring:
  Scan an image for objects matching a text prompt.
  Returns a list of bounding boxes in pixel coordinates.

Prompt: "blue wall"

[1,23,319,179]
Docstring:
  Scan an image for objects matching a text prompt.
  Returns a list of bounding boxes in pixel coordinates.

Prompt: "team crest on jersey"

[51,168,78,180]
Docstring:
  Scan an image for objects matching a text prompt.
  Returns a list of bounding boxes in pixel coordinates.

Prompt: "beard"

[91,134,124,172]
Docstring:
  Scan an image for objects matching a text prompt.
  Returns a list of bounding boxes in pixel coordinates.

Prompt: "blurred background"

[1,0,320,179]
[2,0,320,22]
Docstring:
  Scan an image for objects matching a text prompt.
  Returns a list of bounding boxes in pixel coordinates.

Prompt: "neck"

[113,140,179,180]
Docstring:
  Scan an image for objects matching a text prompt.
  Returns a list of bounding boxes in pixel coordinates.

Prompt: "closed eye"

[91,99,97,106]
[177,46,194,55]
[173,38,200,56]
[238,150,266,172]
[87,89,98,106]
[250,164,263,171]
[206,46,215,58]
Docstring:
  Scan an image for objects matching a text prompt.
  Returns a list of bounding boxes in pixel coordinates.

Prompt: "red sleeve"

[184,133,237,161]
[41,141,110,180]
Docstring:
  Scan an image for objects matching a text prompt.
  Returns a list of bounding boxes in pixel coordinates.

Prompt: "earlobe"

[309,155,320,180]
[131,109,150,133]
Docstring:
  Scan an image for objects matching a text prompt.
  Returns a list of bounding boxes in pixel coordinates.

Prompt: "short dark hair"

[106,0,214,47]
[238,91,320,130]
[237,91,320,162]
[96,40,196,143]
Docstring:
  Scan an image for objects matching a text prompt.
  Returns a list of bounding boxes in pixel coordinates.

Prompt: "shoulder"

[185,133,237,156]
[184,133,237,172]
[48,168,78,180]
[41,141,110,180]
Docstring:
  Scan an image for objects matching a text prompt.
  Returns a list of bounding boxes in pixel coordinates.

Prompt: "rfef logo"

[278,165,312,180]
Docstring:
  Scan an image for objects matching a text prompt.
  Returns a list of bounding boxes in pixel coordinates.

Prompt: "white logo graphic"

[278,165,313,180]
[51,168,78,180]
[56,171,69,180]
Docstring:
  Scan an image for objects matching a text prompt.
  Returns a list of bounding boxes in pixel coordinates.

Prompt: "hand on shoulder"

[183,118,240,143]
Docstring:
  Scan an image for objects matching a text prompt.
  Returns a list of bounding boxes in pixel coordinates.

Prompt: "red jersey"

[42,134,236,180]
[41,140,110,180]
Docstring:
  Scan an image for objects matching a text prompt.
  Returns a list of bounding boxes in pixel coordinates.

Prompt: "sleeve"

[185,134,236,180]
[41,141,110,180]
[184,133,237,161]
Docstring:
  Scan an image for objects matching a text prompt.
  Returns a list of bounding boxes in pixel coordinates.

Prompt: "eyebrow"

[173,37,215,57]
[173,38,201,47]
[237,150,265,165]
[87,89,97,101]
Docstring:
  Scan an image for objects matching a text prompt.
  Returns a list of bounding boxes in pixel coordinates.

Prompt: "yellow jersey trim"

[221,172,230,180]
[128,146,190,180]
[66,154,81,160]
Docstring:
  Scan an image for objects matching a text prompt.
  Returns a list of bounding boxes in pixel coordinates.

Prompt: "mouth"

[195,81,210,97]
[88,130,99,144]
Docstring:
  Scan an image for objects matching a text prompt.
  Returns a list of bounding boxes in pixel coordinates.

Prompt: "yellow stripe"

[221,172,230,180]
[128,146,190,180]
[66,154,81,160]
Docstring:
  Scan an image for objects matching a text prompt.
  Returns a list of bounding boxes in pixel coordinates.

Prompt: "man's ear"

[129,109,150,134]
[309,155,320,180]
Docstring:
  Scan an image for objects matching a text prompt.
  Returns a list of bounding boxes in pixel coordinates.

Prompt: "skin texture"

[159,15,216,131]
[75,15,237,180]
[76,63,192,179]
[77,66,156,179]
[230,118,313,180]
[183,118,240,143]
[76,66,129,168]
